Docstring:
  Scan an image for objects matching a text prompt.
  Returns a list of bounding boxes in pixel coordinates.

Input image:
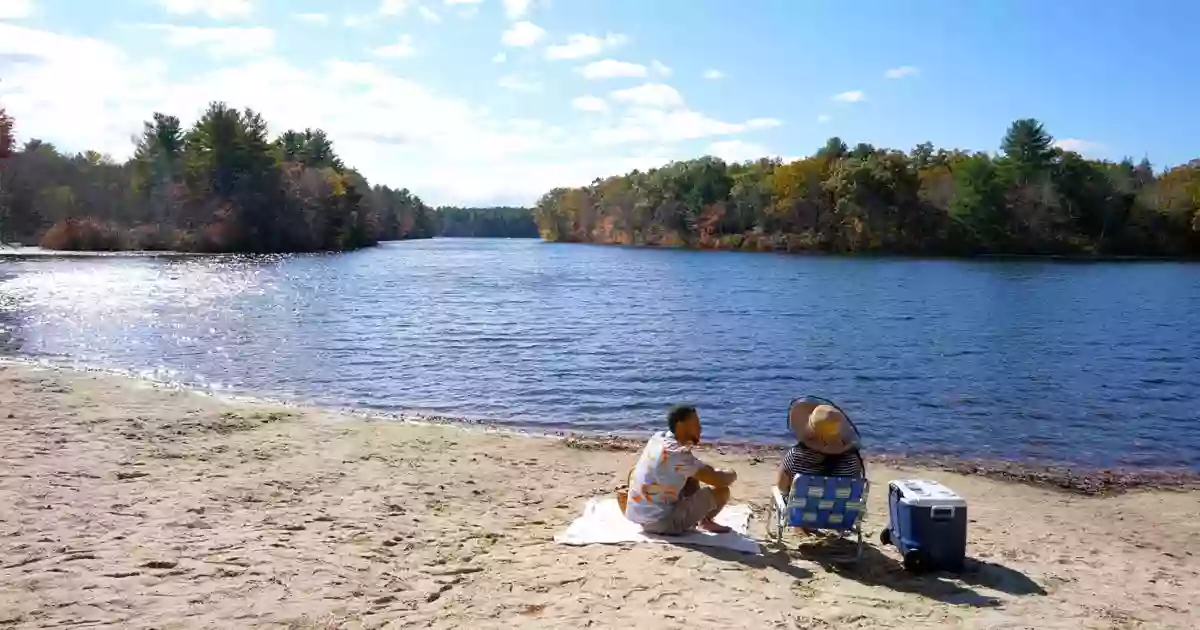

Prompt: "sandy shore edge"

[3,357,1196,497]
[2,363,1198,629]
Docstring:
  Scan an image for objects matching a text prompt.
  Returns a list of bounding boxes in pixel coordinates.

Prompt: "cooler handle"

[931,506,955,520]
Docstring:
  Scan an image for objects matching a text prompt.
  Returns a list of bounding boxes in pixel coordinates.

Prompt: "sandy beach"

[1,364,1197,629]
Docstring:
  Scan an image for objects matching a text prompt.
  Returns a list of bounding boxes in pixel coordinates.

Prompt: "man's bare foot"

[698,519,732,534]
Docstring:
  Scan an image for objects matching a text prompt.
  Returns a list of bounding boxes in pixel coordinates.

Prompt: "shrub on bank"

[39,218,126,251]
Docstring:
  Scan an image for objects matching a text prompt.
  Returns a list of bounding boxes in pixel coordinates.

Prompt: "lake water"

[1,239,1198,470]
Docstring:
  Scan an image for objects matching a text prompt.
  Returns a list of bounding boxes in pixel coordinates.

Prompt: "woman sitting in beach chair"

[777,396,865,495]
[767,396,869,555]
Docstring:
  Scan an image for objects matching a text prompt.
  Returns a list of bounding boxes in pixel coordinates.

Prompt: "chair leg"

[855,525,864,561]
[767,502,780,546]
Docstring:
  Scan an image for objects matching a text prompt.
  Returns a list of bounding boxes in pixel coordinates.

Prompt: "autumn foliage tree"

[0,101,435,252]
[533,119,1200,258]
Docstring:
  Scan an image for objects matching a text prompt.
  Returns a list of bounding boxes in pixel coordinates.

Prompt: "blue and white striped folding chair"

[768,474,870,559]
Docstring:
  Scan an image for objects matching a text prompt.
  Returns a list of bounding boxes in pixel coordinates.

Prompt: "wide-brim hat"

[787,396,860,455]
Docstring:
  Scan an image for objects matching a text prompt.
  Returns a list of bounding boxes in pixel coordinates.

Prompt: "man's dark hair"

[667,405,698,433]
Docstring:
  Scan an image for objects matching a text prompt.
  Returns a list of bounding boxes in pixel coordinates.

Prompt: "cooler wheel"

[903,548,932,574]
[879,527,892,546]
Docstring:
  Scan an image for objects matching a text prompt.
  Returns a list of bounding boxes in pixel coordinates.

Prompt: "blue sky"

[1,0,1197,206]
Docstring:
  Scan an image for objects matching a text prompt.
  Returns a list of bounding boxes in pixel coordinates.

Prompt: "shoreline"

[2,363,1198,628]
[8,238,1200,262]
[4,357,1197,496]
[561,435,1200,496]
[543,239,1200,263]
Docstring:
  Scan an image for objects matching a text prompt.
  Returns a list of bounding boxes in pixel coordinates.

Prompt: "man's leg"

[697,486,731,533]
[641,502,691,536]
[649,489,717,535]
[640,518,682,536]
[644,487,734,536]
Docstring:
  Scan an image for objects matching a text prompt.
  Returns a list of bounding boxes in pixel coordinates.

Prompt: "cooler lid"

[890,479,967,507]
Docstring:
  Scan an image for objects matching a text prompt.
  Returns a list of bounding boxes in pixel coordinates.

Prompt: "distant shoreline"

[6,238,1198,262]
[540,239,1200,263]
[0,236,539,258]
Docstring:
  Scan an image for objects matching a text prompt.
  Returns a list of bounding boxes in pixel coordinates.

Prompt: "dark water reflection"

[1,240,1198,470]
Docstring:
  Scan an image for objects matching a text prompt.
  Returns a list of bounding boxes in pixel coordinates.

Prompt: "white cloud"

[545,33,627,60]
[503,0,531,20]
[501,20,545,47]
[702,68,725,80]
[0,22,786,207]
[884,65,919,79]
[373,35,416,58]
[817,114,831,123]
[156,0,253,20]
[592,108,781,146]
[292,12,329,25]
[578,59,647,80]
[140,24,275,58]
[1054,138,1106,157]
[445,0,483,13]
[378,0,409,15]
[343,15,367,27]
[497,75,542,93]
[571,95,609,113]
[0,23,178,157]
[832,90,866,103]
[609,83,684,109]
[491,52,506,63]
[418,6,441,22]
[0,0,34,20]
[744,118,781,129]
[651,60,671,77]
[709,140,767,163]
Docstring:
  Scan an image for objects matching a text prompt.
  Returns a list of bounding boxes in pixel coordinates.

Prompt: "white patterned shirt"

[624,431,706,524]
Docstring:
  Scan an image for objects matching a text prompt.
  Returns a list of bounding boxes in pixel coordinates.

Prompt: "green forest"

[0,102,437,252]
[435,206,539,238]
[533,119,1200,257]
[6,109,1196,257]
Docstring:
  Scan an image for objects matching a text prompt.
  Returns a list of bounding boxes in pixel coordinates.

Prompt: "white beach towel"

[554,497,761,555]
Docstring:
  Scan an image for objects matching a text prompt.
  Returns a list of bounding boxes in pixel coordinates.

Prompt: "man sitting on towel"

[619,405,738,535]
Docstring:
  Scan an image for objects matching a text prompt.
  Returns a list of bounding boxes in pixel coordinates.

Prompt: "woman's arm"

[776,463,793,494]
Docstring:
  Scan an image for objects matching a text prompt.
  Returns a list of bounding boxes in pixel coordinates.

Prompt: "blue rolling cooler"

[882,479,967,573]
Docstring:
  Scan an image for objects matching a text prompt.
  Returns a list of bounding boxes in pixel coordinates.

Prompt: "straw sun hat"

[787,398,860,455]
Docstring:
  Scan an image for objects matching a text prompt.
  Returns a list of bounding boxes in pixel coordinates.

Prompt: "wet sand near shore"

[561,436,1200,497]
[2,365,1197,629]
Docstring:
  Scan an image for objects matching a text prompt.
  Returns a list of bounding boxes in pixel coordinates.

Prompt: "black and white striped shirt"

[781,443,865,478]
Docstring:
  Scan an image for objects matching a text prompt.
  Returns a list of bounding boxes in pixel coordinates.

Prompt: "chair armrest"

[771,486,787,512]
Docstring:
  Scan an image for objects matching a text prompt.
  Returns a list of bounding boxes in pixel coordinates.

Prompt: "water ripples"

[1,240,1199,470]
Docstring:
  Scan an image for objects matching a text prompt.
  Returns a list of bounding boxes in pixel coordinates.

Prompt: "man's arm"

[694,464,737,488]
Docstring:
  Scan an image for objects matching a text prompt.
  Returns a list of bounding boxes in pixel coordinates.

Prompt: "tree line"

[434,206,539,238]
[532,119,1200,258]
[0,103,436,252]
